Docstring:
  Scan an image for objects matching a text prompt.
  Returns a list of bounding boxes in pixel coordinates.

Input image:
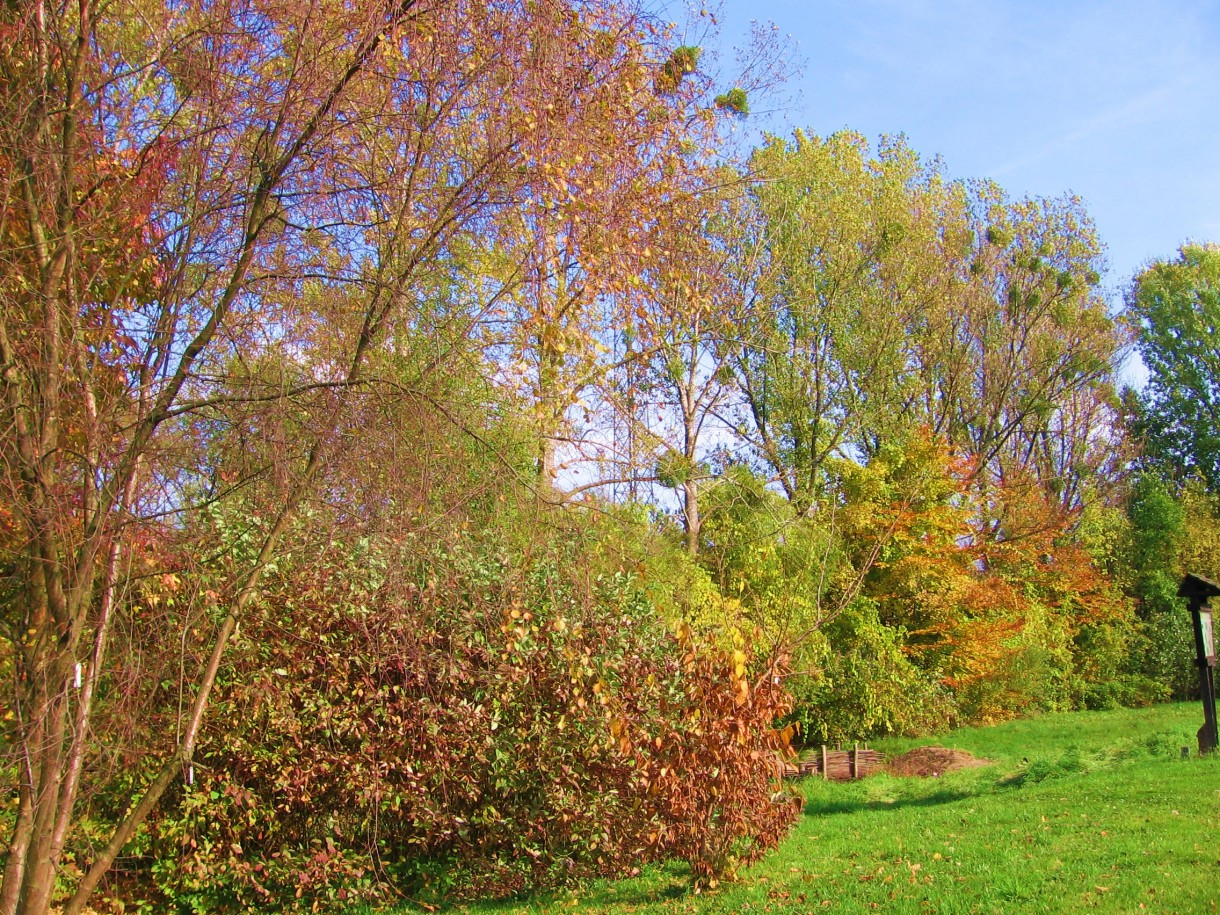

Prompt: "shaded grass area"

[375,704,1220,914]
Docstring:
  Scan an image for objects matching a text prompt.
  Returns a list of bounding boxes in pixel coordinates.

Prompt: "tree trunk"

[535,336,565,495]
[683,475,701,555]
[18,674,69,915]
[0,754,36,915]
[61,440,327,915]
[538,430,559,490]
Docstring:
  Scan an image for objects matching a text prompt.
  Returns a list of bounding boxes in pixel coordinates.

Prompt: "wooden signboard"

[1202,607,1215,665]
[1178,574,1220,753]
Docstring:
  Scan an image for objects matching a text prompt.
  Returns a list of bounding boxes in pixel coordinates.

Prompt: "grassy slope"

[422,704,1219,915]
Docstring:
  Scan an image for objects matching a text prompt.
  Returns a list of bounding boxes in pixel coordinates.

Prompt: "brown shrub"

[141,533,799,909]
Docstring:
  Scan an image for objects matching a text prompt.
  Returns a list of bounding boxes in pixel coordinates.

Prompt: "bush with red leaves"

[143,528,799,910]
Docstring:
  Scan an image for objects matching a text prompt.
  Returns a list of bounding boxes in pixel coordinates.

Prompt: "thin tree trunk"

[680,382,700,555]
[61,441,325,915]
[18,662,71,915]
[536,342,565,496]
[0,752,36,915]
[48,475,137,870]
[1,572,44,915]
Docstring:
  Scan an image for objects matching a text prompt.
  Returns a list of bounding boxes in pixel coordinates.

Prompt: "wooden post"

[851,743,858,780]
[821,744,829,780]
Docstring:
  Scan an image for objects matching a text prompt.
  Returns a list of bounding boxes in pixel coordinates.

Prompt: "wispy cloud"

[987,78,1194,179]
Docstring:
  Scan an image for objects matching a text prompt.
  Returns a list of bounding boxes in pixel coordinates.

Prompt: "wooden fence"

[785,743,884,781]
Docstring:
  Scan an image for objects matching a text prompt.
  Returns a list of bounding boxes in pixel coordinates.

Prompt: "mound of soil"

[886,746,991,777]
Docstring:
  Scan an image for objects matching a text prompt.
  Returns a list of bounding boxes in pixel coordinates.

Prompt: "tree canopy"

[1129,244,1220,488]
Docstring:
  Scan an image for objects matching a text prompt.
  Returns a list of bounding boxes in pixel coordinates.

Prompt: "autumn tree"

[685,131,1130,736]
[724,132,1121,528]
[486,57,713,487]
[0,1,723,911]
[730,131,960,513]
[483,33,783,492]
[620,182,759,552]
[936,188,1119,519]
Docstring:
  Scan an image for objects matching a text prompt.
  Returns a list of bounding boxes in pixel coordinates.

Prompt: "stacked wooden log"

[784,743,885,781]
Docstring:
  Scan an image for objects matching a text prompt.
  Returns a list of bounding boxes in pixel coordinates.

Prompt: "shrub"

[145,527,799,909]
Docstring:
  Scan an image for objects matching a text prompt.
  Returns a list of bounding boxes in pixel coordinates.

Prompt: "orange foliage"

[839,431,1126,723]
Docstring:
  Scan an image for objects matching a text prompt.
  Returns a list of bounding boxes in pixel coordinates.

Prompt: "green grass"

[374,704,1220,914]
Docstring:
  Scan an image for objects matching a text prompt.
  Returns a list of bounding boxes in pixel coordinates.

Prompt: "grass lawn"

[385,703,1220,915]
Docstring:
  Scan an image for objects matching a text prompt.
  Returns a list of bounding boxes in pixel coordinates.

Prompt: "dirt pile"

[886,746,991,777]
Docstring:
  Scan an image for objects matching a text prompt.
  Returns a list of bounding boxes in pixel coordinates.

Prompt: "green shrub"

[792,599,953,744]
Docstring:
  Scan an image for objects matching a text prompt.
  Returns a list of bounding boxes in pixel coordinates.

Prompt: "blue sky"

[702,0,1220,303]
